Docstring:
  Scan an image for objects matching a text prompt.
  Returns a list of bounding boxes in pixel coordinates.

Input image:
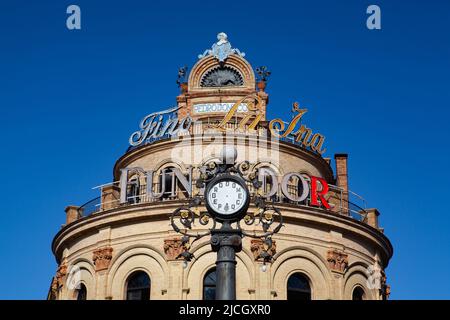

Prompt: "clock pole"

[210,221,242,300]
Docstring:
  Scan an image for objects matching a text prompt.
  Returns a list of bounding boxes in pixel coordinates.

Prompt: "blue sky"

[0,0,449,299]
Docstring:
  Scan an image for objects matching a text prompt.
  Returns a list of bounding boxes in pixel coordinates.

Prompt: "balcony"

[69,174,380,231]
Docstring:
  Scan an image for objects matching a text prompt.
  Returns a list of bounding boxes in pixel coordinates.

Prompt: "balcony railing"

[77,174,369,225]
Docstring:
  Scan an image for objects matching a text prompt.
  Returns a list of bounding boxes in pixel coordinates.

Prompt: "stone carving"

[385,285,391,299]
[381,270,391,299]
[93,247,113,271]
[198,32,245,62]
[164,237,187,261]
[327,249,348,272]
[48,277,58,300]
[250,239,276,261]
[56,261,68,288]
[201,66,244,87]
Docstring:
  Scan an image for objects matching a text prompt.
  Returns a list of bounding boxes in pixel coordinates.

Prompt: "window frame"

[125,271,151,301]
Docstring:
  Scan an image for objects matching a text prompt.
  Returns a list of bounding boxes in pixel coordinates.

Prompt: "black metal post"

[210,221,242,300]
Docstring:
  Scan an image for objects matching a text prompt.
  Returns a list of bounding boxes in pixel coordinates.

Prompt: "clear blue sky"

[0,0,449,299]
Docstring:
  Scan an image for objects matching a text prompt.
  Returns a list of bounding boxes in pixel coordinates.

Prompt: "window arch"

[76,283,87,300]
[287,273,311,300]
[126,271,151,300]
[203,268,217,300]
[200,66,244,87]
[352,286,365,300]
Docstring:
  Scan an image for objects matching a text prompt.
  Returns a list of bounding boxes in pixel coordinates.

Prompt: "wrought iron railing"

[77,196,102,217]
[77,175,368,223]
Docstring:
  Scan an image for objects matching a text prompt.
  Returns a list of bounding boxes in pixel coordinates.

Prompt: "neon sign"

[129,107,192,147]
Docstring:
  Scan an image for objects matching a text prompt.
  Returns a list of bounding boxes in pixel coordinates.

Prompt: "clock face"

[206,178,248,217]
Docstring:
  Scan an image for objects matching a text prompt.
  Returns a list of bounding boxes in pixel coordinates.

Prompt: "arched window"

[200,66,244,87]
[352,286,365,300]
[76,283,87,300]
[203,268,217,300]
[287,273,311,300]
[126,271,151,300]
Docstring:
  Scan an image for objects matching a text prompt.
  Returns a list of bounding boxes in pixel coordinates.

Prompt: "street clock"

[205,174,250,221]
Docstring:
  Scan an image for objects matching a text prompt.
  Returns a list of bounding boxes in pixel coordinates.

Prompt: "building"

[49,33,393,300]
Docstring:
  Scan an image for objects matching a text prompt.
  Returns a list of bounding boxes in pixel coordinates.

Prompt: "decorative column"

[326,249,349,299]
[163,237,187,300]
[250,239,276,300]
[93,247,113,299]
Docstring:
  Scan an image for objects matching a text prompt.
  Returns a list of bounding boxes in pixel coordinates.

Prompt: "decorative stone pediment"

[93,247,113,271]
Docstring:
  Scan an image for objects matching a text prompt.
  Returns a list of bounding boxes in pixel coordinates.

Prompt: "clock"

[205,174,250,221]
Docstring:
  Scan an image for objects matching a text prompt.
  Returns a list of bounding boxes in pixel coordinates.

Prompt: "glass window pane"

[287,273,311,300]
[126,271,150,300]
[77,284,87,300]
[352,287,365,300]
[203,268,216,300]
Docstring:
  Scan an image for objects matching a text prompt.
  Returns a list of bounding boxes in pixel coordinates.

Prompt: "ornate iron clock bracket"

[169,153,284,265]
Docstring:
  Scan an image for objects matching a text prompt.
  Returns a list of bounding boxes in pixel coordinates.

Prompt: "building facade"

[49,33,392,300]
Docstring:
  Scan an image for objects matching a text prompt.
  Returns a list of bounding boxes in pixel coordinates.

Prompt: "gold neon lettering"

[268,118,285,137]
[294,124,313,146]
[214,94,263,132]
[310,134,326,155]
[281,108,308,137]
[212,96,327,156]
